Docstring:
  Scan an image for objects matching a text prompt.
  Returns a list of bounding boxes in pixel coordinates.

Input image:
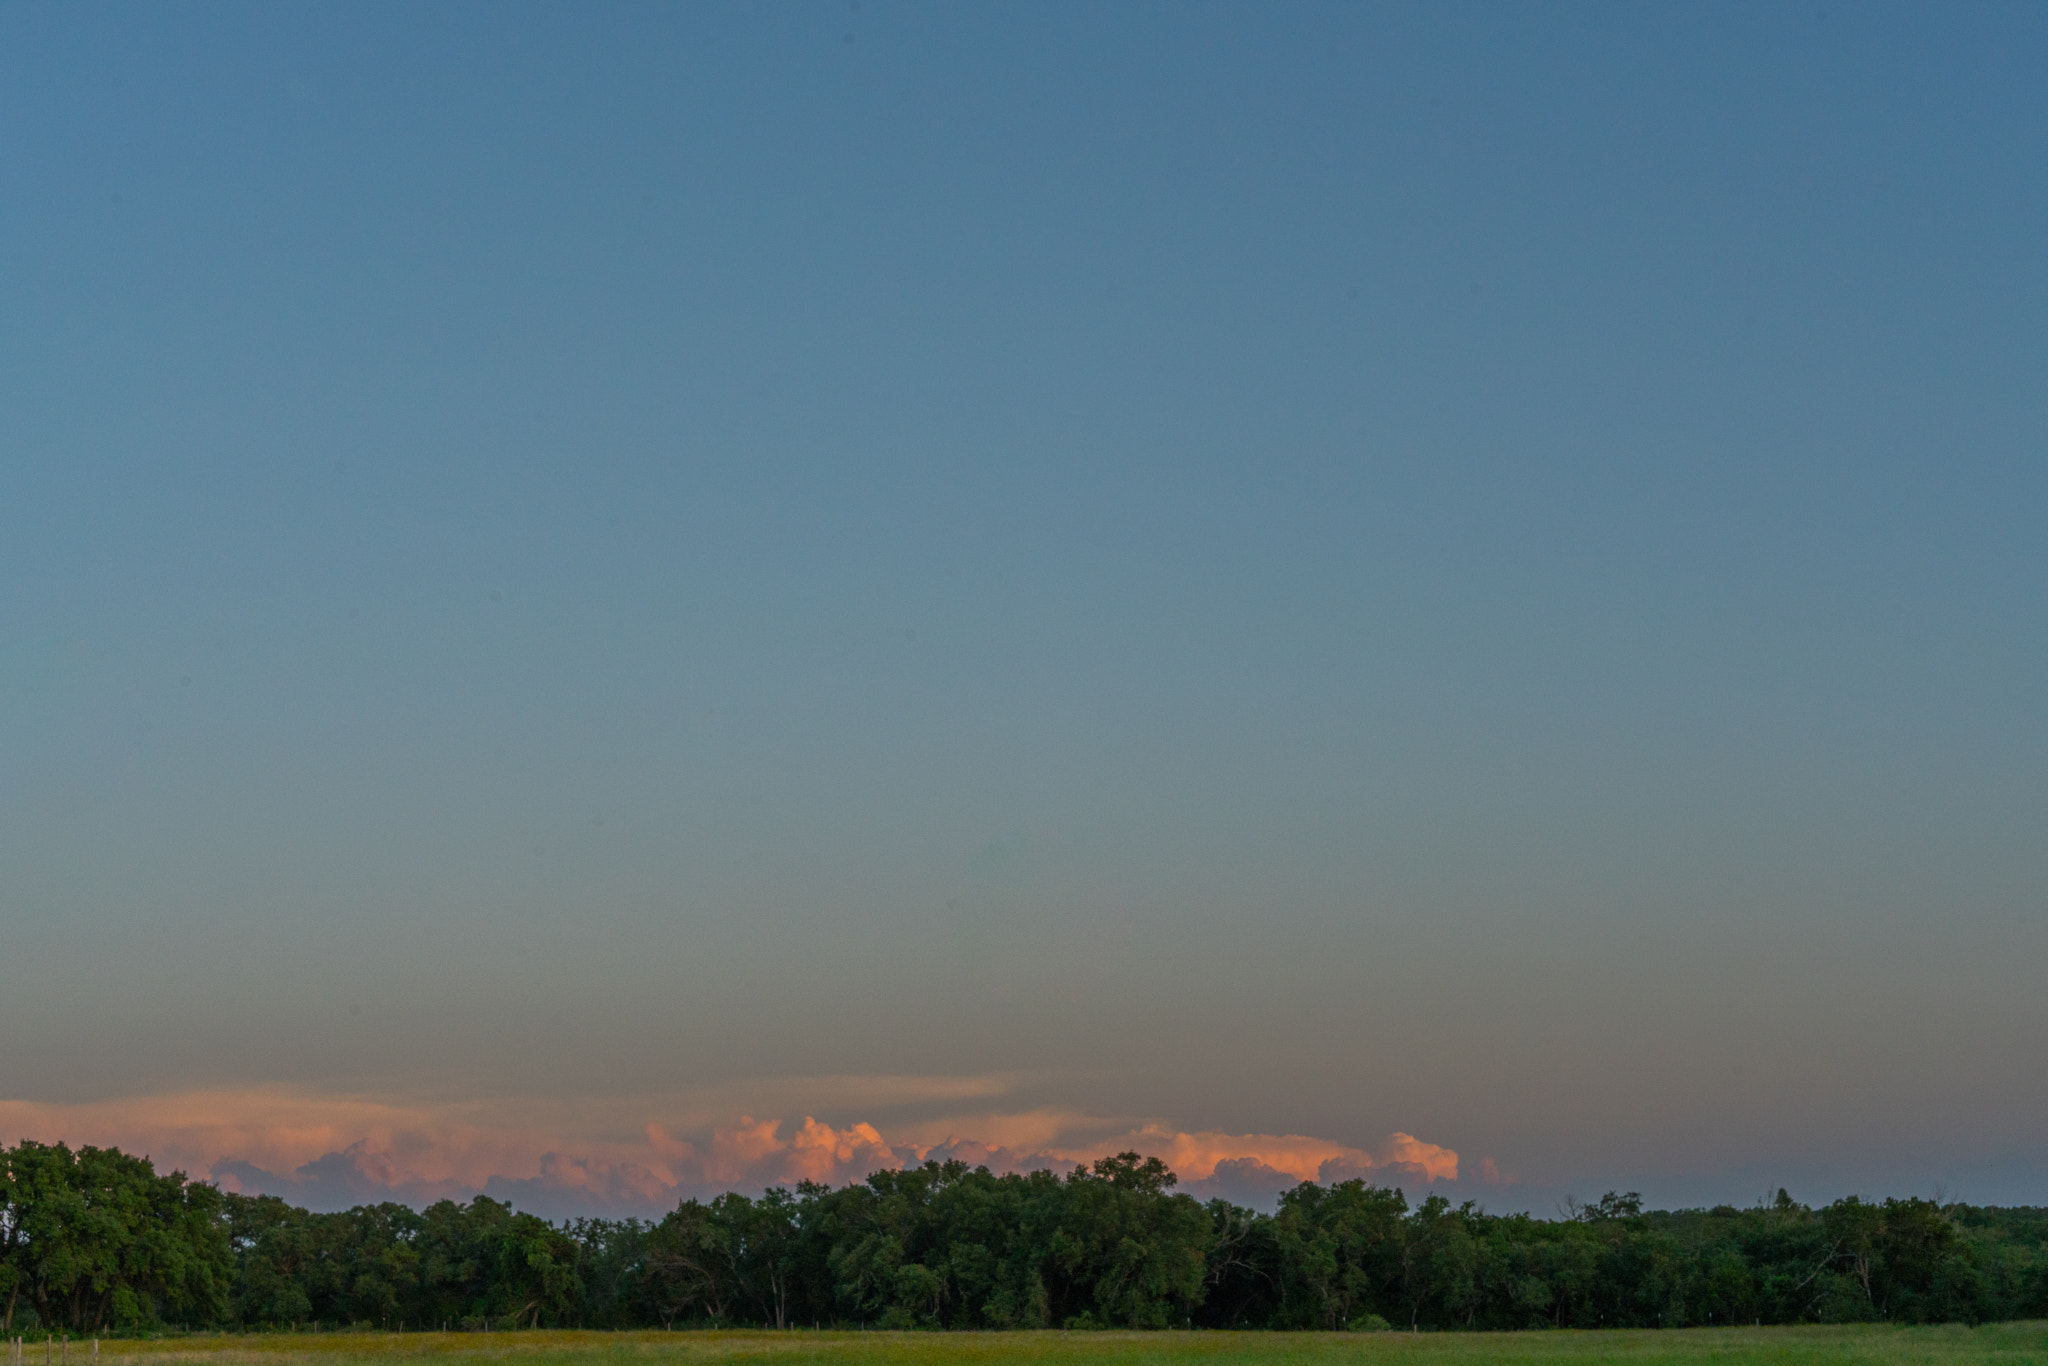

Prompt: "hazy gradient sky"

[3,1,2046,1216]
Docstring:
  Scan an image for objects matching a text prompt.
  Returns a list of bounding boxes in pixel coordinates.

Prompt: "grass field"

[17,1326,2039,1366]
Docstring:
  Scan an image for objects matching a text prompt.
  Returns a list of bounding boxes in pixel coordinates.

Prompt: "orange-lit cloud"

[0,1090,519,1187]
[1123,1126,1457,1184]
[0,1088,1488,1218]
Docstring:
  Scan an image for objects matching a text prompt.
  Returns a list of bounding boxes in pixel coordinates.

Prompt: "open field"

[36,1327,2048,1366]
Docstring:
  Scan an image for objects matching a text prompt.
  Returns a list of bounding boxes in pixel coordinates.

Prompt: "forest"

[3,1140,2045,1334]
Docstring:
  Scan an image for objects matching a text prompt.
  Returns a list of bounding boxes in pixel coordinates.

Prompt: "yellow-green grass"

[20,1326,2043,1366]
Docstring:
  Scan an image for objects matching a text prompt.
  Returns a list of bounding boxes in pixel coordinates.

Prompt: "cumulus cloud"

[484,1150,680,1221]
[0,1089,1484,1218]
[1185,1157,1304,1206]
[216,1143,474,1209]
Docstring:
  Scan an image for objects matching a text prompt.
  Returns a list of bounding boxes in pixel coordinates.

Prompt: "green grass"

[25,1325,2044,1366]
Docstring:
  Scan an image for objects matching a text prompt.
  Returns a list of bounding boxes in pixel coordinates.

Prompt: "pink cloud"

[0,1089,1469,1218]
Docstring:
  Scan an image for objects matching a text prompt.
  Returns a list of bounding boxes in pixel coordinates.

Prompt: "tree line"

[4,1140,2045,1333]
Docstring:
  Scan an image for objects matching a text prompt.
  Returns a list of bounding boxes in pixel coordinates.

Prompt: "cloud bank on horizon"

[0,1088,1474,1219]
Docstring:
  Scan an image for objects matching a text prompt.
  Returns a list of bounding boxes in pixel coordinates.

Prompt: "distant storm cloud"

[1139,1126,1460,1185]
[0,1088,1487,1219]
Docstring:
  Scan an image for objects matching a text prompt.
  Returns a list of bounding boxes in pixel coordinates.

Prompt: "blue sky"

[2,1,2045,1214]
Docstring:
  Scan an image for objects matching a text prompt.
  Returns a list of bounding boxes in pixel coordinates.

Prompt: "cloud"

[1132,1126,1428,1185]
[1185,1157,1304,1206]
[216,1142,474,1209]
[484,1150,680,1221]
[0,1088,1473,1218]
[0,1089,522,1189]
[705,1115,897,1189]
[1315,1132,1462,1185]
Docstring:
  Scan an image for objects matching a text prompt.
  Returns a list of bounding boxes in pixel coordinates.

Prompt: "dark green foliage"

[0,1141,230,1331]
[223,1192,582,1330]
[3,1140,2045,1332]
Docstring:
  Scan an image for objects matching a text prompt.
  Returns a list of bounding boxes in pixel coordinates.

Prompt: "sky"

[2,0,2045,1219]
